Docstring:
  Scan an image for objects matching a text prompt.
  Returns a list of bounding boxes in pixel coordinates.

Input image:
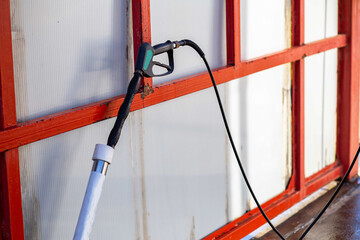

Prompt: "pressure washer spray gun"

[74,39,360,240]
[73,39,204,240]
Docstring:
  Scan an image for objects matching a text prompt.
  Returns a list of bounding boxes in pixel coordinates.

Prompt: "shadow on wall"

[67,0,128,108]
[20,0,129,239]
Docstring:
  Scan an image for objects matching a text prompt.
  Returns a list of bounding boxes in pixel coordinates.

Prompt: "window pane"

[11,0,129,122]
[241,0,292,60]
[305,0,338,43]
[150,0,227,85]
[305,49,338,177]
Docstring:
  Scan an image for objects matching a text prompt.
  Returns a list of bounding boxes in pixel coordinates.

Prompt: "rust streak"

[140,83,154,99]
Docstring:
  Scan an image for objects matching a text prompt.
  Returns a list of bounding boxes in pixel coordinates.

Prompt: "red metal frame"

[292,0,305,198]
[0,0,24,239]
[225,0,240,67]
[132,0,153,90]
[337,0,360,179]
[0,35,346,153]
[0,0,358,239]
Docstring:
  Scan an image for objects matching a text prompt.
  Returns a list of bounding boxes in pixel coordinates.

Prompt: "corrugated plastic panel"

[14,0,293,238]
[305,0,338,43]
[11,0,129,122]
[304,0,338,177]
[305,49,338,177]
[240,0,292,60]
[234,0,292,217]
[19,86,229,240]
[226,64,292,220]
[150,0,227,85]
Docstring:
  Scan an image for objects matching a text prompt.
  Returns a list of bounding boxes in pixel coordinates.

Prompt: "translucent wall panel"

[150,0,226,85]
[11,0,129,121]
[16,0,294,238]
[225,64,292,220]
[304,0,338,177]
[305,0,338,43]
[305,49,338,177]
[19,87,230,240]
[241,0,292,60]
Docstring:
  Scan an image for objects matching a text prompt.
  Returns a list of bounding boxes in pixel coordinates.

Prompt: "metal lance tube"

[74,67,142,239]
[73,144,114,240]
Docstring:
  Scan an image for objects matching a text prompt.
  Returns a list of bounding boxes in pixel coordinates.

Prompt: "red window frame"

[0,0,358,239]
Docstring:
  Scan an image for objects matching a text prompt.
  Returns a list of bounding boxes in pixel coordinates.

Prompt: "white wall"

[304,0,338,177]
[150,0,227,85]
[11,0,129,122]
[19,87,229,239]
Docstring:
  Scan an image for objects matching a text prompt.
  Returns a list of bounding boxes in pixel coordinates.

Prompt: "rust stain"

[19,145,41,240]
[189,216,196,240]
[248,199,253,211]
[11,1,40,238]
[126,0,134,80]
[127,0,141,229]
[141,83,154,99]
[138,111,150,240]
[129,110,141,240]
[282,0,293,188]
[284,0,291,49]
[11,0,29,123]
[224,85,230,222]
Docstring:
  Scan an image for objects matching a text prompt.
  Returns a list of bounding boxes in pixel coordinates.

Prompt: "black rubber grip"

[107,72,142,148]
[153,40,174,55]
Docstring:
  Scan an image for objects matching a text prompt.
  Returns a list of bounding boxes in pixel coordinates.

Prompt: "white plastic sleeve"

[92,144,114,164]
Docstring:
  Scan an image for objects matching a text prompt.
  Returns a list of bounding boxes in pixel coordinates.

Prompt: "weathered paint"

[10,0,28,123]
[18,145,41,240]
[282,0,293,190]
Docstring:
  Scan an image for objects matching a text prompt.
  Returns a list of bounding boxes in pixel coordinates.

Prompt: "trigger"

[153,61,171,71]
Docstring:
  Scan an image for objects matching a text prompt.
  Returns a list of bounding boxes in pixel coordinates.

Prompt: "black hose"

[107,71,142,148]
[107,39,360,240]
[299,145,360,239]
[182,40,286,240]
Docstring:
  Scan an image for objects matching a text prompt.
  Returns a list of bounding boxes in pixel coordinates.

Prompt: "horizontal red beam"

[305,162,343,196]
[203,189,299,240]
[203,164,343,239]
[0,35,346,151]
[239,34,346,75]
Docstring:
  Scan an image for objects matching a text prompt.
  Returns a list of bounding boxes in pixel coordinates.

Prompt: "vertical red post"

[292,0,305,196]
[132,0,152,91]
[0,0,24,239]
[337,0,360,179]
[226,0,241,68]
